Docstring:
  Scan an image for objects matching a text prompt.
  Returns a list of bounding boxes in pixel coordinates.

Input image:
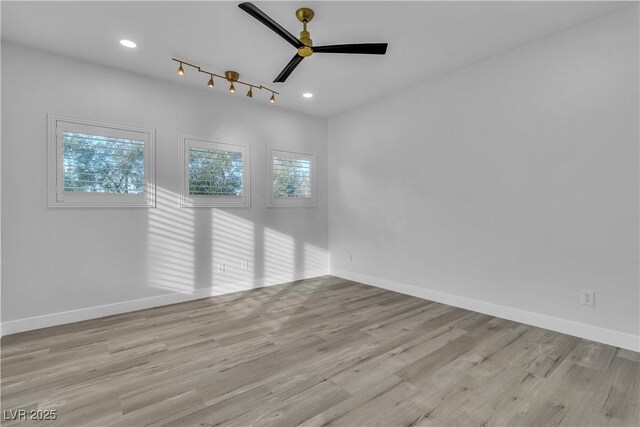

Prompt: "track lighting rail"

[172,58,279,103]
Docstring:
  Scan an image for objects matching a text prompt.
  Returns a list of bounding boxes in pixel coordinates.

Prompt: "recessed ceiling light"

[119,39,137,48]
[302,92,313,98]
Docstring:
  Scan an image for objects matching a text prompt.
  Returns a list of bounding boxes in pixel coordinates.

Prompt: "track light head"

[177,62,185,76]
[247,88,253,98]
[270,93,276,103]
[208,76,214,87]
[229,83,235,93]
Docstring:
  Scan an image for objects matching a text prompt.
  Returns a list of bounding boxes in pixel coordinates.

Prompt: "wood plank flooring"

[1,276,638,426]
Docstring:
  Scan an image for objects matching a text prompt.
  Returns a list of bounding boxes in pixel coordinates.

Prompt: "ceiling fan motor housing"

[298,39,313,57]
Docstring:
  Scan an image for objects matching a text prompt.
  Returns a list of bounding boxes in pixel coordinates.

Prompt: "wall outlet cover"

[581,290,595,307]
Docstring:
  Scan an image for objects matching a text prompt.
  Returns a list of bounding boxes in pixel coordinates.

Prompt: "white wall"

[328,7,639,349]
[1,43,328,332]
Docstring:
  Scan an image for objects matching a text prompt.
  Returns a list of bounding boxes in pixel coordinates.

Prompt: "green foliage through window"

[189,148,244,196]
[272,157,311,198]
[63,132,144,193]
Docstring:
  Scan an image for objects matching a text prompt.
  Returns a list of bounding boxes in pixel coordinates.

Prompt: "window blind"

[189,148,244,196]
[272,157,311,198]
[63,132,145,193]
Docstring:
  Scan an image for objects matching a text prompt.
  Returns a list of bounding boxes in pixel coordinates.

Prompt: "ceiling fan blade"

[274,54,304,83]
[238,2,302,49]
[313,43,388,55]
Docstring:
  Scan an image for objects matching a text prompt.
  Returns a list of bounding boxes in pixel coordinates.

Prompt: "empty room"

[1,1,638,426]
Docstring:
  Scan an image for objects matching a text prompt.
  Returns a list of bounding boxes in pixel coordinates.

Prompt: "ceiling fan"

[238,2,388,83]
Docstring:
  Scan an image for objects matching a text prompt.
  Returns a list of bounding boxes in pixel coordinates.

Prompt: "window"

[267,147,316,207]
[181,136,250,207]
[48,115,155,207]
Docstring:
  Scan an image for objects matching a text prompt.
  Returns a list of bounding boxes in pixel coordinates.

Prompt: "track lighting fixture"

[172,58,279,103]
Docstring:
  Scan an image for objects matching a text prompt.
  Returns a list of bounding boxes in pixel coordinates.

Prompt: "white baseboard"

[0,270,328,337]
[332,269,640,352]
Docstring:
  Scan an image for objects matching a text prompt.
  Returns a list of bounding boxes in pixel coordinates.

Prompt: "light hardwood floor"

[1,276,638,426]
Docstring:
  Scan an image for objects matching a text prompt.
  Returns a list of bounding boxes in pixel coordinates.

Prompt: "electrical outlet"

[348,254,353,262]
[581,290,594,307]
[217,263,226,274]
[241,260,249,270]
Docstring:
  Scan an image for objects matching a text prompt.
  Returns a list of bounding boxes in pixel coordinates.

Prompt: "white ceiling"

[1,1,629,117]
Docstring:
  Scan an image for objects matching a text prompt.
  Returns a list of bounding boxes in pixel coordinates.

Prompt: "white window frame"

[180,136,251,208]
[267,146,316,208]
[47,115,156,208]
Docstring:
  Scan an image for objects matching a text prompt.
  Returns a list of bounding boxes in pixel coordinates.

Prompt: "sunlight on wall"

[264,227,296,285]
[304,242,328,273]
[147,188,195,293]
[211,209,255,293]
